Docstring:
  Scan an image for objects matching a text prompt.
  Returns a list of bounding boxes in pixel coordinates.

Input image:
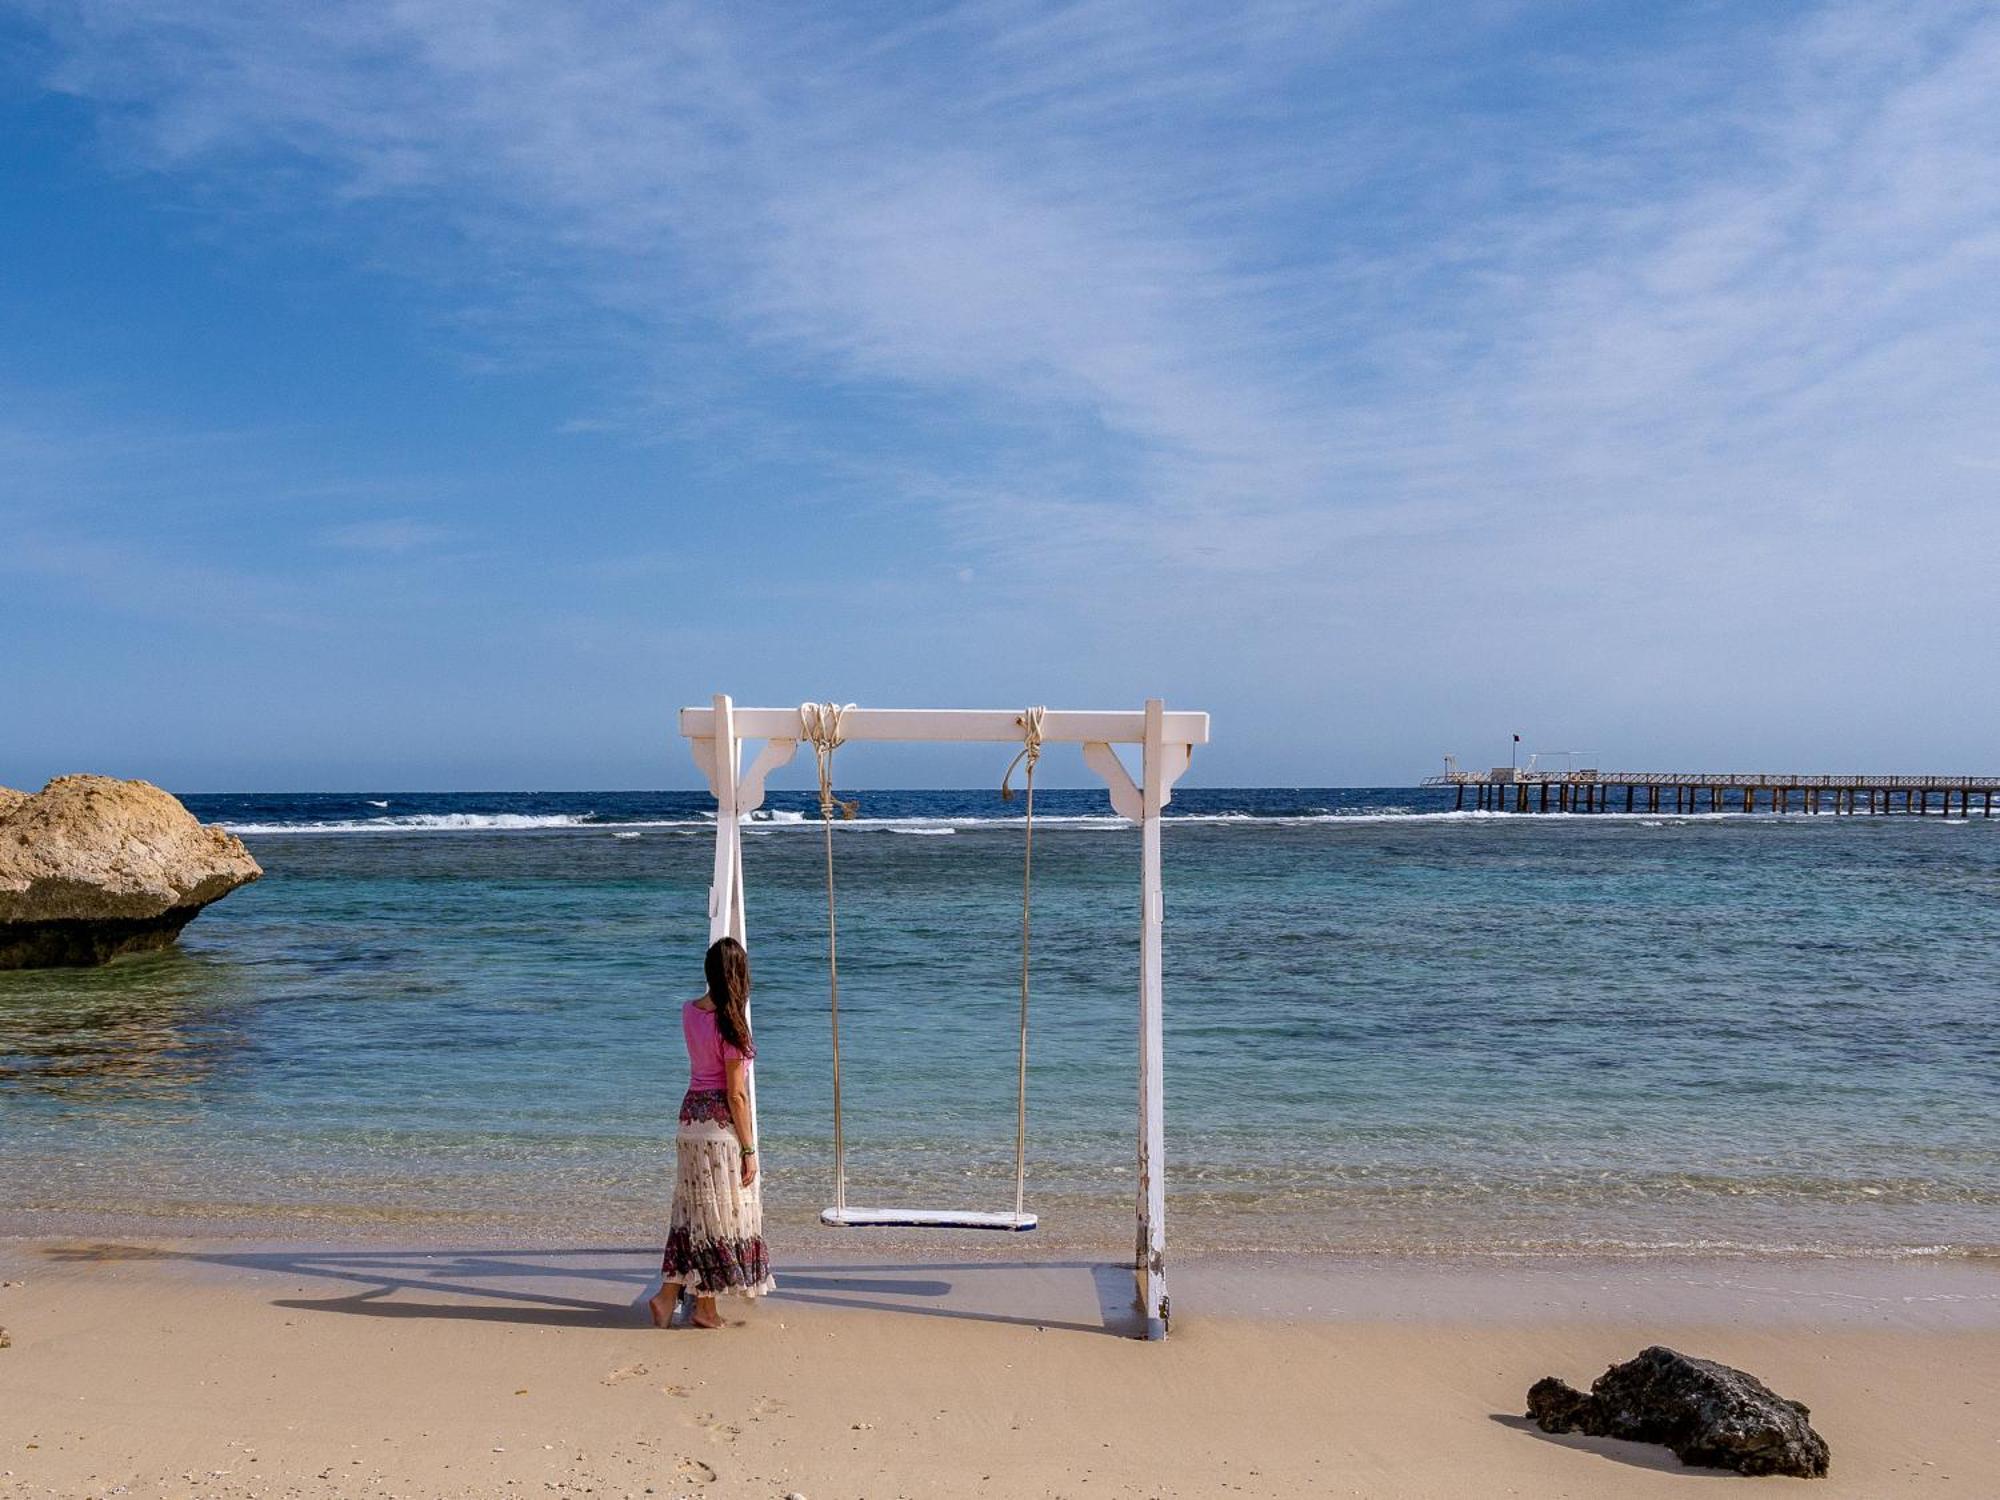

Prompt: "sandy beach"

[3,1240,1996,1499]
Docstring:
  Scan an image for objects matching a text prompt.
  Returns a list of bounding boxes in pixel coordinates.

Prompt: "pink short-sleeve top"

[683,1000,747,1092]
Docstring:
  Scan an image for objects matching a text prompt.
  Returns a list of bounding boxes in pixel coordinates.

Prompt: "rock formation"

[0,776,262,968]
[1528,1344,1830,1478]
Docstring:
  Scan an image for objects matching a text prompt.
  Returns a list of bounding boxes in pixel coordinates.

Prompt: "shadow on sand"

[1488,1413,1740,1478]
[44,1242,1148,1338]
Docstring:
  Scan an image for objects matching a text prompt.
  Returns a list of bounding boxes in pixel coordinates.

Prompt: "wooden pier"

[1421,767,2000,816]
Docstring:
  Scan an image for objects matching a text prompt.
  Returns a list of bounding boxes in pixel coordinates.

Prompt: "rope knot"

[801,701,855,819]
[1001,706,1047,803]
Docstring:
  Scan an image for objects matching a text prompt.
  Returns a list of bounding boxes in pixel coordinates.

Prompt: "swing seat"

[820,1206,1038,1232]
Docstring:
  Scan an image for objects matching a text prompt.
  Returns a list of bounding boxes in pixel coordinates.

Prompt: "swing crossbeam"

[679,705,1210,748]
[682,696,1205,1340]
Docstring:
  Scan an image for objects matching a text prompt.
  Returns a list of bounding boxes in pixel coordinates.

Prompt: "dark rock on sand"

[1528,1345,1830,1478]
[0,776,261,968]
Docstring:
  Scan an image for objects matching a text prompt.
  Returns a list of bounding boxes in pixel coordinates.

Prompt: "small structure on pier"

[1425,761,1999,816]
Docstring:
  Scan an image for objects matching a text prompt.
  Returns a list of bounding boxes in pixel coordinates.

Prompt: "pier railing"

[1423,771,2000,790]
[1419,769,1998,815]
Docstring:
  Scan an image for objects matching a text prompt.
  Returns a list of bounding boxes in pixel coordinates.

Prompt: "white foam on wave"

[728,810,1444,831]
[826,814,1129,831]
[219,808,1589,834]
[230,803,1975,835]
[230,813,594,833]
[728,812,1129,832]
[228,813,714,834]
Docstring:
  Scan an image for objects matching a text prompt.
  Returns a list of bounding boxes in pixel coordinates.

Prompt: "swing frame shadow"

[41,1242,1149,1337]
[682,697,1209,1340]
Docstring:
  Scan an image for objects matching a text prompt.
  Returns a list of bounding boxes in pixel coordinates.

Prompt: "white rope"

[1001,706,1045,1219]
[800,702,853,1214]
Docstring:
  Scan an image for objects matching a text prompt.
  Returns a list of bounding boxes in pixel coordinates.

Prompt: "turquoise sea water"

[2,788,1997,1259]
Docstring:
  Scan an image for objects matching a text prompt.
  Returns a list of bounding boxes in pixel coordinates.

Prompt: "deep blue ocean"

[3,786,1997,1260]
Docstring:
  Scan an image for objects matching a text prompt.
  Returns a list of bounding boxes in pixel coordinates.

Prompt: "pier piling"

[1428,767,1999,816]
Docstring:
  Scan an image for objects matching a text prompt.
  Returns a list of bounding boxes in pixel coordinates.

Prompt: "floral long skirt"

[660,1089,774,1297]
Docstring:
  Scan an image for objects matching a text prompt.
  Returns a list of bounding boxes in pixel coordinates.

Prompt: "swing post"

[1136,697,1170,1338]
[700,693,759,1141]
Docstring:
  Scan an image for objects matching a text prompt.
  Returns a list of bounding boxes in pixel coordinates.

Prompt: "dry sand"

[1,1240,1996,1498]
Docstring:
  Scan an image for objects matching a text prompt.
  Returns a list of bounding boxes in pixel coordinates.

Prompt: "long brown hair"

[704,936,754,1057]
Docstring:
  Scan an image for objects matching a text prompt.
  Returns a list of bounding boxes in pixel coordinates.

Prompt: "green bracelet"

[741,1144,757,1156]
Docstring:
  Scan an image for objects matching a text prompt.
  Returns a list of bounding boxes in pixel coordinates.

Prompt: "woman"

[649,935,775,1328]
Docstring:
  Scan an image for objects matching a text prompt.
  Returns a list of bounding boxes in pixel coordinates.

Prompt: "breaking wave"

[227,812,709,834]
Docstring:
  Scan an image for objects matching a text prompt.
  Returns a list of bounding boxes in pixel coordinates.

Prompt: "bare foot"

[690,1297,724,1329]
[647,1290,679,1329]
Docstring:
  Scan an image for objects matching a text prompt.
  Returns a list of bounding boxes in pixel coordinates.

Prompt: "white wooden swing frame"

[679,696,1207,1340]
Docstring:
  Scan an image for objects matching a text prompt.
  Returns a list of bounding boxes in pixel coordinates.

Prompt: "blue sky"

[3,1,1997,790]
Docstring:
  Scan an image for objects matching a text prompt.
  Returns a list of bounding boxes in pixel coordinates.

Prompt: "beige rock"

[0,776,262,967]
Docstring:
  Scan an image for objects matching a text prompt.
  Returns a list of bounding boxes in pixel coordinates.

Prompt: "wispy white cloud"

[14,0,2000,761]
[22,3,1403,523]
[319,518,446,553]
[0,394,453,629]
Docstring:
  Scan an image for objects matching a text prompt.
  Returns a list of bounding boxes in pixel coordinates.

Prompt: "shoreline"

[7,1202,1995,1265]
[9,1235,2000,1328]
[3,1236,1996,1497]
